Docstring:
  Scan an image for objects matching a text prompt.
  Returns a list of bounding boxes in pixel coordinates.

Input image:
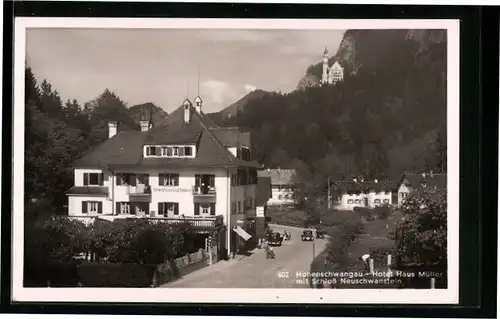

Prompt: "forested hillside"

[209,29,447,196]
[24,67,166,215]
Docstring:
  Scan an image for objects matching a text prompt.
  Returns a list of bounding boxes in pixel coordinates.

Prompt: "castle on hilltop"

[321,47,344,85]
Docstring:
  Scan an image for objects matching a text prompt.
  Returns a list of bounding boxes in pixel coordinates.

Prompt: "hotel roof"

[73,103,261,169]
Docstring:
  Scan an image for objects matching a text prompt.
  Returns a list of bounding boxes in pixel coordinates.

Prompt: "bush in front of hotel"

[24,216,198,286]
[77,262,159,287]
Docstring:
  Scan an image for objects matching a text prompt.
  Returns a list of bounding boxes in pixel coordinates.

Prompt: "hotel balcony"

[127,184,152,202]
[192,185,216,196]
[69,214,224,232]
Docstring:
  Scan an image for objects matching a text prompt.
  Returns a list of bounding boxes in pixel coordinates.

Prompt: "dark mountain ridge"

[212,29,447,182]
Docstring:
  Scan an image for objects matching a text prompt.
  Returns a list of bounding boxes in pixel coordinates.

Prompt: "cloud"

[244,84,257,93]
[200,79,238,111]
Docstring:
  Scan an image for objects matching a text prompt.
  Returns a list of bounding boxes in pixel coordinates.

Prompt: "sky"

[26,28,345,113]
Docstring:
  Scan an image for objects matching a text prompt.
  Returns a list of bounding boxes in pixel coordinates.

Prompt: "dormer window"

[144,145,195,158]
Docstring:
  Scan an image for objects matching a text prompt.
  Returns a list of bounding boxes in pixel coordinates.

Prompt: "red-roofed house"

[67,96,264,258]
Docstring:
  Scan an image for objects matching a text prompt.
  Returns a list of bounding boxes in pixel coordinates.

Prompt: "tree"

[393,189,447,268]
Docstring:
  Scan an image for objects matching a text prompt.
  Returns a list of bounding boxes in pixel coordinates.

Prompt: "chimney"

[108,121,117,139]
[374,178,378,183]
[140,120,150,132]
[183,98,192,124]
[430,170,434,178]
[422,172,426,178]
[194,96,203,114]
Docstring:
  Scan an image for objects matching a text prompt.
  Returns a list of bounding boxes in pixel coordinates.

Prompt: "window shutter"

[174,174,179,186]
[146,147,151,156]
[158,202,164,215]
[98,202,103,214]
[83,173,89,186]
[210,203,215,215]
[155,146,161,155]
[99,173,104,185]
[143,174,149,185]
[194,203,200,215]
[195,175,201,187]
[116,202,120,215]
[209,176,215,187]
[159,174,164,186]
[174,203,179,215]
[130,174,137,186]
[116,173,122,186]
[82,202,88,214]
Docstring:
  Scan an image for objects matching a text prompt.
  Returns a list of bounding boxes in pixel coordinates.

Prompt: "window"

[116,173,137,186]
[383,199,390,204]
[159,173,179,186]
[146,146,161,156]
[278,195,283,200]
[173,147,179,156]
[82,201,102,214]
[194,203,215,216]
[401,192,408,198]
[119,202,131,215]
[231,174,237,186]
[158,202,179,216]
[355,199,360,204]
[184,146,192,156]
[238,202,241,213]
[374,199,381,204]
[347,199,353,204]
[136,174,150,185]
[231,202,236,214]
[83,173,104,186]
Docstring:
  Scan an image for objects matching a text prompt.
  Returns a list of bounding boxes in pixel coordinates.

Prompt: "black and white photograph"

[13,18,459,304]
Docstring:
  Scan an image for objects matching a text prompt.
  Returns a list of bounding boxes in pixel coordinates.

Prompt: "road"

[162,224,327,288]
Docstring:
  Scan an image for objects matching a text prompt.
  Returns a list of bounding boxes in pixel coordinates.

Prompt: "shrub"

[78,262,157,287]
[393,189,447,268]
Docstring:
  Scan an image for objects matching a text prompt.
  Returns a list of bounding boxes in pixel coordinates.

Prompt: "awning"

[232,225,252,241]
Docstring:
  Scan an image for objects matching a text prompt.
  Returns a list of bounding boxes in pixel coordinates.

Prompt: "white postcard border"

[12,17,460,304]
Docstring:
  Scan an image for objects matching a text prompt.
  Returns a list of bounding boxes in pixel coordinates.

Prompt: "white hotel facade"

[67,97,264,256]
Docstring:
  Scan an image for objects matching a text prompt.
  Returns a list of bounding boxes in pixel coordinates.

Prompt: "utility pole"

[327,176,331,209]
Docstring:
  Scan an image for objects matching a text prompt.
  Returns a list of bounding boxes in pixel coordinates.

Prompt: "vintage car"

[316,228,325,239]
[265,231,283,246]
[301,229,314,241]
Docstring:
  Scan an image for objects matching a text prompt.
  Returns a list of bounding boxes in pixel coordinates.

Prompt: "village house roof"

[400,172,447,192]
[255,176,272,207]
[257,168,296,186]
[333,179,397,193]
[66,186,109,196]
[73,103,261,169]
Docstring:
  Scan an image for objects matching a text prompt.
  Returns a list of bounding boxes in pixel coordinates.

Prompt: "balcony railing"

[192,185,216,196]
[127,184,151,196]
[69,214,224,230]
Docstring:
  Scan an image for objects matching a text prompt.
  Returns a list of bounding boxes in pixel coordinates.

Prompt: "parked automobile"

[301,229,314,241]
[266,231,283,246]
[316,228,325,239]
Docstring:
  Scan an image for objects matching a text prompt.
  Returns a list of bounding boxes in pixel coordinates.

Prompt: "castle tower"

[321,47,329,84]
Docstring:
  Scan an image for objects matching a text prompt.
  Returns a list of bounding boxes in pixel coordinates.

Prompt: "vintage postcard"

[13,17,459,304]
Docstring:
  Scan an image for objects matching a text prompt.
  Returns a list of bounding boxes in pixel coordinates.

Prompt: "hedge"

[78,262,158,287]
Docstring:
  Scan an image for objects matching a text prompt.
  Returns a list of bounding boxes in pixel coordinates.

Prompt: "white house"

[332,178,396,211]
[257,168,296,206]
[321,47,344,85]
[397,172,447,207]
[67,96,264,257]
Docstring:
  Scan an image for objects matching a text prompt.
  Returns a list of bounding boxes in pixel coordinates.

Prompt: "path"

[161,224,327,288]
